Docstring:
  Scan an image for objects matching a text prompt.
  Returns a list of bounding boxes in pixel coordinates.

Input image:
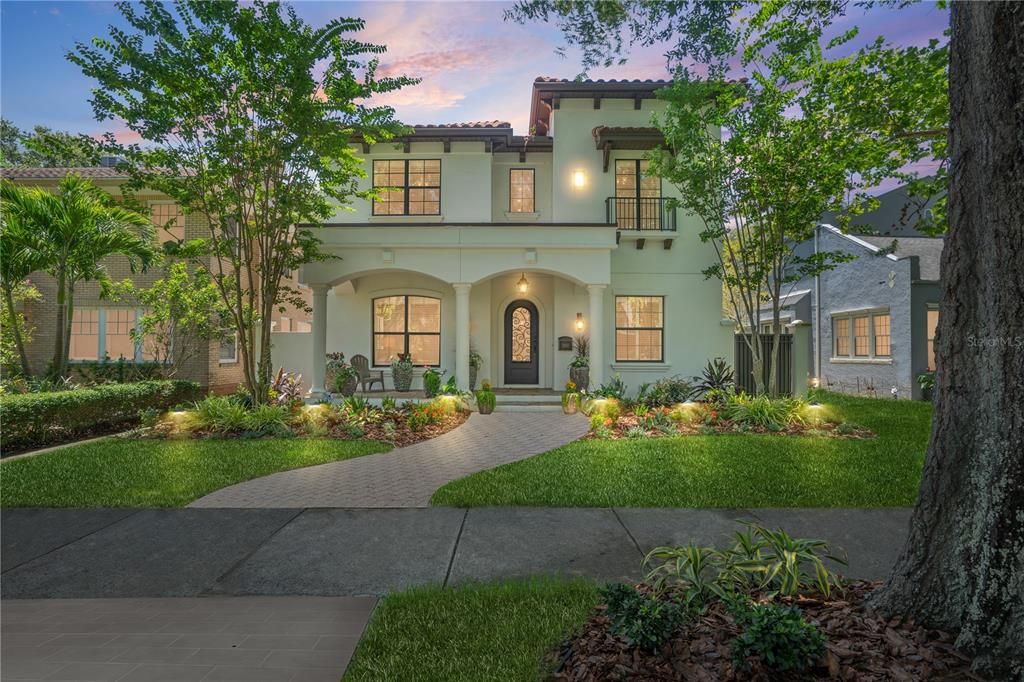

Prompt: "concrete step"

[493,403,565,412]
[493,394,561,403]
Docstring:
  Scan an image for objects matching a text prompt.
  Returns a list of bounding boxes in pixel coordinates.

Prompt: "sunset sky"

[1,1,949,140]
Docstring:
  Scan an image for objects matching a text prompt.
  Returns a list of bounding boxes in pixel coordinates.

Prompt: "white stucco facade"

[279,79,732,395]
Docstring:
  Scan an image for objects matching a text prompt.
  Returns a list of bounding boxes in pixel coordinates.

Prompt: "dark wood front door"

[504,300,539,384]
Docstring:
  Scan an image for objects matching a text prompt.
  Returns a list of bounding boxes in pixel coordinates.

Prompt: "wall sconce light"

[572,169,586,189]
[516,272,530,294]
[575,312,585,332]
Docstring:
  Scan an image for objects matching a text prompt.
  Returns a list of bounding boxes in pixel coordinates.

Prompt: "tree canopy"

[69,0,416,401]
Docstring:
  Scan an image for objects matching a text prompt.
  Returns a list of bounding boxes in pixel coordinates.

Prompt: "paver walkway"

[1,596,373,682]
[189,412,588,508]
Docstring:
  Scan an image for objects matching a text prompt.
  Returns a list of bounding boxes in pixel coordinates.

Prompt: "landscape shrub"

[644,524,846,602]
[193,395,250,434]
[637,375,696,407]
[601,583,690,653]
[693,358,735,399]
[725,393,792,429]
[730,603,826,673]
[0,380,201,452]
[590,374,627,400]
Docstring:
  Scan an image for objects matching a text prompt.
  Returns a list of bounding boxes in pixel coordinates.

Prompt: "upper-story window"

[615,160,661,229]
[372,159,441,216]
[509,169,535,213]
[151,202,185,241]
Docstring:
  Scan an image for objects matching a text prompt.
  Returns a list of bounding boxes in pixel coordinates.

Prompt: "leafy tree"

[0,118,101,167]
[513,1,946,395]
[0,280,41,378]
[0,183,50,377]
[113,262,231,378]
[69,1,415,403]
[1,175,156,379]
[867,3,1023,678]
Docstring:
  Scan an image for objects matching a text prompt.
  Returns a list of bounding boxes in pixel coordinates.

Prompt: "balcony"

[605,197,677,231]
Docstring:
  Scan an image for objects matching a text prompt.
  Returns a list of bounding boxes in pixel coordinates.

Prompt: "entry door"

[504,300,539,384]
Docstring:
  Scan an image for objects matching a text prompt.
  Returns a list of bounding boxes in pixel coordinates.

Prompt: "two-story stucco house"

[286,78,733,396]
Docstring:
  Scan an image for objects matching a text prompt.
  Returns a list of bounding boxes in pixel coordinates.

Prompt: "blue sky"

[1,1,949,139]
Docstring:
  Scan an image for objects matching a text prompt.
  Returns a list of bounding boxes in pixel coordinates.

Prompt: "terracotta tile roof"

[412,121,511,129]
[535,76,671,84]
[0,166,128,180]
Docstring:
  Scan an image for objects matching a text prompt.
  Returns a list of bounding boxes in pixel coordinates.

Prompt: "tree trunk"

[868,3,1024,678]
[51,269,67,379]
[3,287,33,377]
[62,285,75,379]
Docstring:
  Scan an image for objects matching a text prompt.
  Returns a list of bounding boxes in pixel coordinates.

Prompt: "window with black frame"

[614,159,661,229]
[372,160,441,216]
[372,295,441,366]
[509,168,535,213]
[615,296,664,361]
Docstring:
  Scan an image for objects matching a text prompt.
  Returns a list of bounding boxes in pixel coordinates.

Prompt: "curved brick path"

[189,412,588,508]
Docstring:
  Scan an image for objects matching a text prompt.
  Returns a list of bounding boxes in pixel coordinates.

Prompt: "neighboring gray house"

[771,185,944,399]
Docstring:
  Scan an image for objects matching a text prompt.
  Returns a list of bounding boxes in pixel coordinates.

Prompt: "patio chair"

[351,354,385,393]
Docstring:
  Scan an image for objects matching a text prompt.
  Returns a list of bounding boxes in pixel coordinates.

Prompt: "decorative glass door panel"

[504,300,539,384]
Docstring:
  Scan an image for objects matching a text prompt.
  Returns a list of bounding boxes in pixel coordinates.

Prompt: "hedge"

[0,380,201,453]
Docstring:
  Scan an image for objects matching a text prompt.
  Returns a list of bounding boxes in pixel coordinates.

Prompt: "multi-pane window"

[927,308,939,370]
[373,295,441,366]
[509,169,535,213]
[151,203,185,241]
[106,309,137,360]
[832,310,892,360]
[615,296,663,362]
[372,159,441,216]
[69,308,155,362]
[614,159,661,229]
[853,317,870,356]
[834,318,850,356]
[873,314,891,357]
[219,333,238,363]
[70,308,100,361]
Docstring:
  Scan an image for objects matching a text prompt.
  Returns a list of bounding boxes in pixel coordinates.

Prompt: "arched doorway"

[504,300,539,384]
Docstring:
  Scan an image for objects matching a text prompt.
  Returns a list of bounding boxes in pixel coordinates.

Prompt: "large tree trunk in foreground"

[868,3,1024,678]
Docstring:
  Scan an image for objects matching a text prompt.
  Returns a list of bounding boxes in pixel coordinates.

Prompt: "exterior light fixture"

[517,272,530,294]
[575,312,585,332]
[572,169,586,188]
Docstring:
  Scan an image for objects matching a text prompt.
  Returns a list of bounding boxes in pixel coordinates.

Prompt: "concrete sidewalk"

[1,507,910,599]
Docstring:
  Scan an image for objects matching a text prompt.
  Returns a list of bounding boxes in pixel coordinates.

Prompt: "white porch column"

[454,283,472,391]
[588,284,606,387]
[309,284,329,397]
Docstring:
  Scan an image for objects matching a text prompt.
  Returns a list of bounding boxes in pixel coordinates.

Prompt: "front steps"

[330,391,567,412]
[493,392,563,412]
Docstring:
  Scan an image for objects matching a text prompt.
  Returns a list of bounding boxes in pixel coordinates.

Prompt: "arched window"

[372,295,441,366]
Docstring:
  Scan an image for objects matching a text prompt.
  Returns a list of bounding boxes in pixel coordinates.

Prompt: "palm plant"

[1,175,156,378]
[0,183,48,376]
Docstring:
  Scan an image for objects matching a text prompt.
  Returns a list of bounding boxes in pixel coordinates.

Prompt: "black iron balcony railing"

[605,196,677,231]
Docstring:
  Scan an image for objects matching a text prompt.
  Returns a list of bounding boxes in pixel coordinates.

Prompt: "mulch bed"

[331,411,468,448]
[552,582,979,681]
[1,420,137,458]
[588,409,874,441]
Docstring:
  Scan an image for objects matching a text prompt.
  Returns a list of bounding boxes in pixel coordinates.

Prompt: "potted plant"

[561,380,580,415]
[326,352,358,397]
[569,335,590,392]
[469,349,483,391]
[476,380,496,415]
[391,353,414,392]
[422,367,446,397]
[917,371,935,401]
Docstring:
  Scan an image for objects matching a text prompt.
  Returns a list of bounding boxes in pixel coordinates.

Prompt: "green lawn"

[344,578,598,682]
[0,438,390,507]
[432,392,932,508]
